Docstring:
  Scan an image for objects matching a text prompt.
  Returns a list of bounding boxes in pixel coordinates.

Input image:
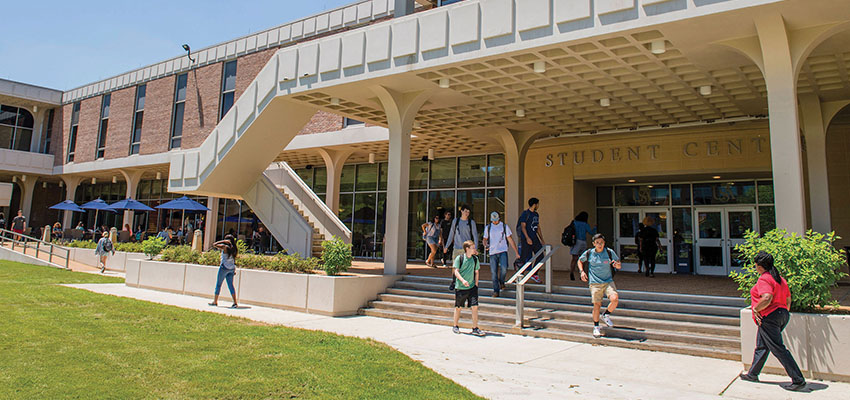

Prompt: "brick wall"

[300,111,343,134]
[104,86,135,159]
[180,62,222,150]
[139,76,175,155]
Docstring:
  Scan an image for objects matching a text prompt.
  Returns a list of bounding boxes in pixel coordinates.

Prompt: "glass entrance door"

[694,207,756,275]
[616,208,671,273]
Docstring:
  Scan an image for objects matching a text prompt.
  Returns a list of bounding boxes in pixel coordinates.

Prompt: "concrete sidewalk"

[66,283,847,400]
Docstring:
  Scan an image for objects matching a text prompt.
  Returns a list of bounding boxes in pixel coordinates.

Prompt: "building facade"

[2,0,849,276]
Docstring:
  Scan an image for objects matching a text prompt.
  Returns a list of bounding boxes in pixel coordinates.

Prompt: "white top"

[483,222,512,255]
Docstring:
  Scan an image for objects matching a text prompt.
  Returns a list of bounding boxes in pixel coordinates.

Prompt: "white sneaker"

[601,313,614,328]
[593,326,602,338]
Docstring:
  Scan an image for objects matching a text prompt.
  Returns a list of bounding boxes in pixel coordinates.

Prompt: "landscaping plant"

[730,229,848,312]
[321,236,353,276]
[141,237,167,260]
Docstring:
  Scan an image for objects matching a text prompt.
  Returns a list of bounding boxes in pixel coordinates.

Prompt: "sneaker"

[739,373,759,383]
[208,302,218,307]
[452,326,460,334]
[601,313,614,328]
[593,326,602,338]
[530,275,541,283]
[500,284,506,290]
[471,327,484,336]
[570,273,575,281]
[782,382,807,392]
[230,303,239,309]
[492,292,500,298]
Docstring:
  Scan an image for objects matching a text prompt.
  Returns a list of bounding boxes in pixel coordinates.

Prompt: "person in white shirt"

[483,211,520,297]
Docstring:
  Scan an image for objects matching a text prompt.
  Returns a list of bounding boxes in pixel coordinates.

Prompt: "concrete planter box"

[127,261,401,316]
[71,248,99,267]
[741,308,850,382]
[68,248,145,272]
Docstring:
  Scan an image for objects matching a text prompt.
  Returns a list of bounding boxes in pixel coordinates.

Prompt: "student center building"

[2,0,850,277]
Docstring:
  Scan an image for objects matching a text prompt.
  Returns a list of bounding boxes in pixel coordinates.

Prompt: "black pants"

[636,251,644,271]
[748,308,805,384]
[641,249,657,275]
[442,242,453,264]
[520,239,543,272]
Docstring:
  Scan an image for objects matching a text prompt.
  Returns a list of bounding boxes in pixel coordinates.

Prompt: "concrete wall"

[0,246,58,268]
[741,308,850,383]
[127,259,400,316]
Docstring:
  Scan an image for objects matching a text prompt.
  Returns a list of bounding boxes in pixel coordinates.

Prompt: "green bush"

[270,252,319,273]
[730,229,848,313]
[142,237,167,260]
[159,245,200,264]
[60,240,97,249]
[114,242,144,253]
[321,237,353,276]
[236,239,251,255]
[198,249,220,266]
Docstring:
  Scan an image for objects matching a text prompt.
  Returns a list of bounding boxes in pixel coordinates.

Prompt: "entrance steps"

[360,275,747,360]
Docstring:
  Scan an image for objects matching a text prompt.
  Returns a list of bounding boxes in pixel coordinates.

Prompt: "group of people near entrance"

[446,198,806,390]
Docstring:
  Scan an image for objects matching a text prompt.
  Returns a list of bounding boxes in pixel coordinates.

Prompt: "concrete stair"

[360,275,747,360]
[281,191,325,259]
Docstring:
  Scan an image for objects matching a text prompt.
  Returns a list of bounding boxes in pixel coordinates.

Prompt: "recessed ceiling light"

[651,40,666,55]
[712,176,721,179]
[628,179,636,183]
[533,61,545,73]
[438,78,450,89]
[516,109,525,117]
[330,97,340,106]
[699,85,712,96]
[600,98,610,107]
[647,185,654,188]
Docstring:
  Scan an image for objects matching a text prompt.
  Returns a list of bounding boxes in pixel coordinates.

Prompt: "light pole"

[182,44,195,63]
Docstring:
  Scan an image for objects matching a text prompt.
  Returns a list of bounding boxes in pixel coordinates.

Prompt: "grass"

[0,261,481,399]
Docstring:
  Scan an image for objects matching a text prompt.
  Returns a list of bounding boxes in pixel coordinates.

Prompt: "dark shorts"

[455,286,479,308]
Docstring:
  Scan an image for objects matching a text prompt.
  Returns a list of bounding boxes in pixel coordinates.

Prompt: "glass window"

[219,60,237,120]
[618,212,640,237]
[428,190,455,222]
[693,181,756,205]
[96,94,110,159]
[313,167,327,194]
[409,160,429,190]
[137,180,151,199]
[67,125,78,162]
[757,181,774,204]
[759,206,776,233]
[486,189,505,222]
[12,128,32,151]
[343,118,364,127]
[614,185,669,206]
[338,193,354,229]
[596,186,613,207]
[672,208,694,244]
[352,192,377,256]
[0,105,17,126]
[296,168,313,188]
[457,155,486,188]
[487,154,505,187]
[339,165,356,192]
[41,108,54,154]
[456,189,486,229]
[355,164,378,192]
[130,85,145,155]
[0,126,13,149]
[597,208,614,242]
[376,192,387,257]
[671,184,691,206]
[16,108,33,128]
[171,73,188,149]
[430,158,455,189]
[407,191,427,259]
[378,162,388,191]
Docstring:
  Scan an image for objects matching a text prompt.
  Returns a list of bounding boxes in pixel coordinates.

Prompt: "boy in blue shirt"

[579,233,621,338]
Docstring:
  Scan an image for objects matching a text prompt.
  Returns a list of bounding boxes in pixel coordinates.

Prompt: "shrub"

[198,249,220,266]
[270,252,319,273]
[114,242,144,253]
[236,239,251,255]
[159,245,200,264]
[321,237,353,276]
[142,237,167,260]
[730,229,848,313]
[61,240,97,249]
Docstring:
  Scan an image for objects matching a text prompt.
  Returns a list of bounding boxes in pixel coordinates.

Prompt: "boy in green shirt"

[453,240,483,336]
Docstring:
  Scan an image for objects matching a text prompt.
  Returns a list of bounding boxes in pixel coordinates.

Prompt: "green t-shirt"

[453,254,479,290]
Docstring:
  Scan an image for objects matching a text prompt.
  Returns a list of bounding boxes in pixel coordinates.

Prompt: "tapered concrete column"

[18,175,38,222]
[204,196,219,251]
[317,148,353,215]
[494,129,547,238]
[61,176,83,228]
[29,108,46,153]
[118,169,145,228]
[372,86,433,275]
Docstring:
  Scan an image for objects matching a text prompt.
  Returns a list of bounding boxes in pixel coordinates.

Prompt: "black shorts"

[455,286,479,308]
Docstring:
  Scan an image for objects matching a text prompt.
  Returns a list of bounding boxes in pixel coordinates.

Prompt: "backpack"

[449,254,479,291]
[561,221,577,246]
[581,247,618,277]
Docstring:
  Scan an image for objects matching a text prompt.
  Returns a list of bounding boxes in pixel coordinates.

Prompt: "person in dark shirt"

[517,198,545,283]
[11,210,27,239]
[637,217,661,277]
[439,210,453,267]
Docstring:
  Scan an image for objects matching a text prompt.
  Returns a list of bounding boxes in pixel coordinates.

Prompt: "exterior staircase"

[281,190,325,259]
[360,275,747,360]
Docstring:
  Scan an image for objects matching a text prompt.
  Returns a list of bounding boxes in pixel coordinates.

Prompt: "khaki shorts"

[589,282,618,304]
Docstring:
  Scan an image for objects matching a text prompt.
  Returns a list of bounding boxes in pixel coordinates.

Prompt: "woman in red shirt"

[739,251,806,391]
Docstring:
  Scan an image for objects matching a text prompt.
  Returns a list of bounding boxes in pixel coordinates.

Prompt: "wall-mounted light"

[59,181,64,188]
[627,179,636,183]
[712,175,721,179]
[600,98,610,107]
[516,109,525,117]
[330,97,340,106]
[182,44,196,63]
[43,182,47,189]
[33,105,38,113]
[699,85,712,96]
[91,177,97,184]
[368,153,375,164]
[428,148,435,160]
[651,40,666,55]
[112,176,117,184]
[156,172,162,180]
[12,176,17,183]
[438,78,450,89]
[413,121,421,129]
[533,61,545,73]
[21,175,26,182]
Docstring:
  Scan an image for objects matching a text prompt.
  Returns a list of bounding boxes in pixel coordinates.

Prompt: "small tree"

[730,229,847,312]
[321,236,353,276]
[142,237,167,260]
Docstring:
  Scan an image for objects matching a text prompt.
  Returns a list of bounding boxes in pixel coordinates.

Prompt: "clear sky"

[0,0,356,90]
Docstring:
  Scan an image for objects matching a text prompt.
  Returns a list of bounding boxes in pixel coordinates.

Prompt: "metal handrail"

[0,228,71,269]
[511,245,561,328]
[506,246,547,284]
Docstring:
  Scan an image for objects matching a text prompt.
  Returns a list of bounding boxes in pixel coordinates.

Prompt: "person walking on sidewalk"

[452,240,484,336]
[421,215,442,267]
[517,198,545,283]
[483,211,520,297]
[444,205,478,260]
[95,231,115,273]
[637,217,661,277]
[579,233,621,338]
[209,234,239,309]
[440,210,453,267]
[568,211,596,281]
[11,210,26,240]
[739,251,806,391]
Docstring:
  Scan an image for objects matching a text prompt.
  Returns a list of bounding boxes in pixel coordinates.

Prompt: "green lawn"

[0,261,480,399]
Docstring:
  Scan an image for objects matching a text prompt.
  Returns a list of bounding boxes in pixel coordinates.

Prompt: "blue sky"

[0,0,355,90]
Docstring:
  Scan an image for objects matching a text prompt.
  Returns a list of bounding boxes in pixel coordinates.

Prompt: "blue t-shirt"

[518,209,539,242]
[574,221,596,242]
[579,247,619,284]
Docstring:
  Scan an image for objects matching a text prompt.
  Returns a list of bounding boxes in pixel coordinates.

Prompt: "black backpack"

[561,221,577,246]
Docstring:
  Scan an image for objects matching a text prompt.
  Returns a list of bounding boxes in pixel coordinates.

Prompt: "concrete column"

[61,176,83,228]
[204,196,219,251]
[317,148,353,215]
[799,94,830,233]
[18,175,38,223]
[494,129,546,239]
[118,169,145,228]
[29,108,47,153]
[755,14,807,234]
[372,86,433,275]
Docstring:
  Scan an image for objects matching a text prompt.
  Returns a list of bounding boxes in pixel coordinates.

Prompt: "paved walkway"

[66,283,848,400]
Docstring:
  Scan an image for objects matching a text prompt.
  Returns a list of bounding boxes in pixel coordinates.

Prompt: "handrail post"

[515,282,525,328]
[22,237,26,254]
[35,241,40,258]
[49,244,54,263]
[545,244,552,293]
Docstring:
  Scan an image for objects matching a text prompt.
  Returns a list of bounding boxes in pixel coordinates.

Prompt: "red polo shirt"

[750,272,790,321]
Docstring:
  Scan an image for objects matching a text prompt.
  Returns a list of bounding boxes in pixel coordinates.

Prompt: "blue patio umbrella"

[80,198,116,228]
[109,198,155,212]
[157,196,209,233]
[49,200,85,213]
